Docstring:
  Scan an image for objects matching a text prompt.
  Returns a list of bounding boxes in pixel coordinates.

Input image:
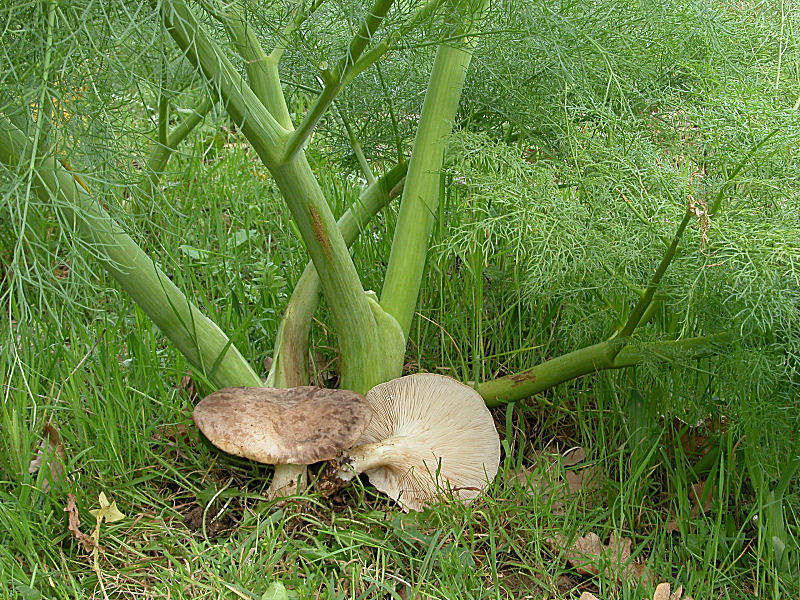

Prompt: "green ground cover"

[1,1,799,598]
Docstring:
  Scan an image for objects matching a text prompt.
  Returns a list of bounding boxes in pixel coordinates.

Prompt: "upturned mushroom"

[324,373,501,511]
[193,386,371,499]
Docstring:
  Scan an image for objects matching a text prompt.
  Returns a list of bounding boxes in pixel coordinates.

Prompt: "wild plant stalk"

[160,0,401,395]
[0,114,261,390]
[0,0,746,499]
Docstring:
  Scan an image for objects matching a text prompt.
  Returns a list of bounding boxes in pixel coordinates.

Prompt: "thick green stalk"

[163,0,399,393]
[218,11,293,130]
[269,162,407,387]
[160,0,289,166]
[478,335,727,407]
[380,12,486,337]
[0,114,261,389]
[270,155,401,393]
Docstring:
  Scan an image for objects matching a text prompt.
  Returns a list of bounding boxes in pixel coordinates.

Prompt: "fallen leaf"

[563,446,586,466]
[29,422,66,492]
[665,517,679,534]
[654,583,693,600]
[178,372,199,402]
[517,445,603,510]
[585,582,694,600]
[666,478,715,533]
[653,583,671,600]
[548,531,649,584]
[64,493,96,552]
[565,464,603,496]
[689,480,713,517]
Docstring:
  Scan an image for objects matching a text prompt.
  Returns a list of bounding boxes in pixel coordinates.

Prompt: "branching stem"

[478,334,729,407]
[616,209,692,341]
[0,114,261,389]
[282,0,396,162]
[269,162,407,387]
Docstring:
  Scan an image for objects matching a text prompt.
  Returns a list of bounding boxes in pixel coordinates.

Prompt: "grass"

[2,0,799,598]
[1,138,797,599]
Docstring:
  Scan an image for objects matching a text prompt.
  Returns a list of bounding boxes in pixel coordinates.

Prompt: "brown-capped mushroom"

[193,386,371,498]
[327,373,500,511]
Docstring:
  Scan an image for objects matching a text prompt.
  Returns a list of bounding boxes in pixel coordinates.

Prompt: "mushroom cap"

[193,386,371,465]
[357,373,500,511]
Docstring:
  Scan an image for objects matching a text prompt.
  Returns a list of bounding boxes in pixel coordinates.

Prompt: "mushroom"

[193,386,371,499]
[325,373,500,511]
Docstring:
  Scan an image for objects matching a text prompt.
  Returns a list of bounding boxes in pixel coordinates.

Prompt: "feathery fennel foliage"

[0,0,798,594]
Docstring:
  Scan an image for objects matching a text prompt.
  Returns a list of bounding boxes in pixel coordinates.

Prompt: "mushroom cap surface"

[193,386,371,465]
[358,373,500,511]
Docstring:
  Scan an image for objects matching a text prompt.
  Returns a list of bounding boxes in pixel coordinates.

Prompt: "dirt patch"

[183,501,235,538]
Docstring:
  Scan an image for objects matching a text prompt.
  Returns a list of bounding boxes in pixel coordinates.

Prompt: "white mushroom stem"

[266,464,308,499]
[335,438,410,482]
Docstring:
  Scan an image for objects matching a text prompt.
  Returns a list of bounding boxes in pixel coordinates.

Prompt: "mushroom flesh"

[193,386,371,498]
[325,373,500,511]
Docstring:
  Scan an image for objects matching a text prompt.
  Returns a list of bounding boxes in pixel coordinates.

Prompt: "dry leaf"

[562,446,586,466]
[665,479,715,533]
[689,480,713,517]
[64,493,96,552]
[565,464,602,496]
[665,517,679,534]
[548,531,649,584]
[178,372,199,402]
[654,583,693,600]
[517,445,603,510]
[585,582,693,600]
[29,423,66,492]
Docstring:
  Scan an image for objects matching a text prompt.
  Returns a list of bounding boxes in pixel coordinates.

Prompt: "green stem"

[269,155,395,393]
[36,0,57,151]
[164,0,398,393]
[478,334,728,407]
[335,103,376,184]
[157,89,169,148]
[0,114,261,389]
[215,8,293,130]
[160,0,289,167]
[268,0,328,62]
[269,162,407,387]
[375,62,404,164]
[281,0,396,162]
[617,209,692,340]
[381,2,488,337]
[144,94,215,191]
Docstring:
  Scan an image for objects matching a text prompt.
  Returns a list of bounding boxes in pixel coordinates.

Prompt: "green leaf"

[232,229,257,247]
[261,582,288,600]
[179,244,205,259]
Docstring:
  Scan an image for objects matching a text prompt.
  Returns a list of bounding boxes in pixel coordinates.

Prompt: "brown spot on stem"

[510,370,535,386]
[308,205,332,261]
